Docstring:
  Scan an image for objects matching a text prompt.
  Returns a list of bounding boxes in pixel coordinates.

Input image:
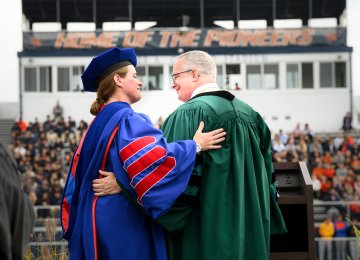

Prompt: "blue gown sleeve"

[114,112,196,219]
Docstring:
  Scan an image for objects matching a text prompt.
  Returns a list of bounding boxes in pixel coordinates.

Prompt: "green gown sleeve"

[257,113,287,234]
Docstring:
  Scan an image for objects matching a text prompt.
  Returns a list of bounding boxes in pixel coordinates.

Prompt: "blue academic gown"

[60,102,196,260]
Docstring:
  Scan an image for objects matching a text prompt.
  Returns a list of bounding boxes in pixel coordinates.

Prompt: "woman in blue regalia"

[60,47,225,260]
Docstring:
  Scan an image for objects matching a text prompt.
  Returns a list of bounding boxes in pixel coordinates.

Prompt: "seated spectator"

[16,116,27,133]
[350,195,360,221]
[43,115,54,132]
[322,136,337,154]
[303,123,313,139]
[322,163,335,178]
[333,150,345,165]
[272,134,287,162]
[278,129,288,144]
[351,154,360,174]
[320,175,332,199]
[154,116,164,129]
[322,151,333,165]
[334,132,344,150]
[292,123,302,139]
[332,176,343,198]
[353,175,360,194]
[311,174,321,199]
[335,162,348,182]
[308,136,324,155]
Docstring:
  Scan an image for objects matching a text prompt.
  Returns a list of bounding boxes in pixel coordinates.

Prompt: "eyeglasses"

[171,69,192,83]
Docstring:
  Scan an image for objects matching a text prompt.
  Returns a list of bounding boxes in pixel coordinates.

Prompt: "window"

[72,66,84,91]
[24,66,52,92]
[216,65,223,89]
[148,66,163,90]
[246,64,278,90]
[58,66,84,92]
[58,67,70,91]
[286,64,299,89]
[137,66,146,87]
[286,63,313,89]
[247,65,261,89]
[320,62,347,88]
[39,67,52,92]
[320,63,332,88]
[302,63,313,89]
[225,64,241,90]
[24,68,37,92]
[335,62,346,88]
[263,64,278,89]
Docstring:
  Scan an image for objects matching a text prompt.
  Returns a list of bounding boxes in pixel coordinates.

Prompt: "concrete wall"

[22,87,349,133]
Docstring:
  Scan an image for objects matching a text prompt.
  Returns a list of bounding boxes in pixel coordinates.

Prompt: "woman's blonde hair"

[90,66,128,115]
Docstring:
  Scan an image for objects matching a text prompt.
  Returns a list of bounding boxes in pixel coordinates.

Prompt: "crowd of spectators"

[10,110,88,217]
[271,122,360,218]
[8,110,360,222]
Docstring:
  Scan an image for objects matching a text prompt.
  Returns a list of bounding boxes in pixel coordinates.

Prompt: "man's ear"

[192,69,200,82]
[113,74,123,87]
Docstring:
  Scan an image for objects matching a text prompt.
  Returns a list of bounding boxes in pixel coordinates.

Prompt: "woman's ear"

[113,74,123,87]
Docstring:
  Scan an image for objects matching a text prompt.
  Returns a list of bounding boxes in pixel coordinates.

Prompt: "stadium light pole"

[272,0,276,25]
[93,0,96,28]
[309,0,313,20]
[236,0,240,26]
[56,0,60,24]
[200,0,204,28]
[129,0,133,30]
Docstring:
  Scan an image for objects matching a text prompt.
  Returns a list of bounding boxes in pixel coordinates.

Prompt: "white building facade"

[19,28,352,133]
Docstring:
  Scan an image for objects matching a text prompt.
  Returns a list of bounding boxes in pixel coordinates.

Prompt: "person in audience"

[293,122,302,139]
[350,194,360,220]
[311,174,321,199]
[318,216,334,260]
[342,112,353,132]
[303,123,313,139]
[60,47,225,260]
[53,100,63,122]
[334,214,348,260]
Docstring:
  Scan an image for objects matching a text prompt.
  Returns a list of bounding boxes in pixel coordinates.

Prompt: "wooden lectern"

[270,162,315,260]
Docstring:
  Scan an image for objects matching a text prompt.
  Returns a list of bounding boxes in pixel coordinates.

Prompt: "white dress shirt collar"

[191,83,221,99]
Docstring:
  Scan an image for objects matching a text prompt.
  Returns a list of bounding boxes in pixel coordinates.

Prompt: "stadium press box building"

[18,27,352,132]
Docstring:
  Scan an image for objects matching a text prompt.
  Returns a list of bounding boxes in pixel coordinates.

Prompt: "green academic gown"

[157,91,287,260]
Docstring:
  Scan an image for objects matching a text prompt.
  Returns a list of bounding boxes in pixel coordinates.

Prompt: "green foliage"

[24,218,68,260]
[346,217,360,260]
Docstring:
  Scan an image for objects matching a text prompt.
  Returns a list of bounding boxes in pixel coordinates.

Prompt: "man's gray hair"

[177,50,217,79]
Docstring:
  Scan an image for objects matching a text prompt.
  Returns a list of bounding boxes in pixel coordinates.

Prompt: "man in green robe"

[156,50,287,260]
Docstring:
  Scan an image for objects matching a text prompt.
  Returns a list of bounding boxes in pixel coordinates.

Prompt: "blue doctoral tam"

[81,47,137,92]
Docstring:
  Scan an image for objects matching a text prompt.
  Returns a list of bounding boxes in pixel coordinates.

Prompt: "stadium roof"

[22,0,346,29]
